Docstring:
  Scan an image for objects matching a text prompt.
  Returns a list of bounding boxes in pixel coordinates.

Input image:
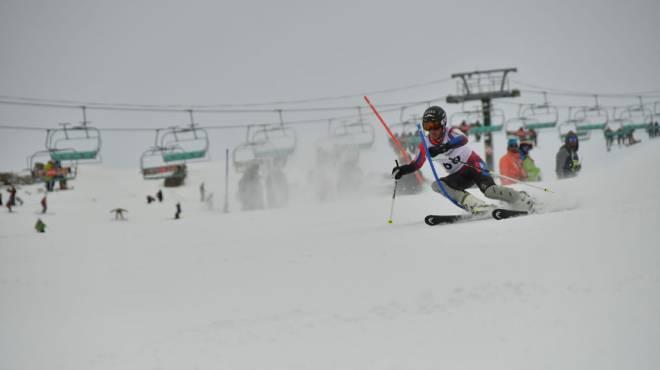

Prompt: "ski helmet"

[422,106,447,130]
[565,131,579,145]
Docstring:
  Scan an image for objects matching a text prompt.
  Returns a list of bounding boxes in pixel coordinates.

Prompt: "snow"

[1,129,659,370]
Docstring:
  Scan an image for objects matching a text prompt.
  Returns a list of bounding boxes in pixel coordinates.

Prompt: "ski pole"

[456,159,554,193]
[223,148,230,213]
[388,160,399,224]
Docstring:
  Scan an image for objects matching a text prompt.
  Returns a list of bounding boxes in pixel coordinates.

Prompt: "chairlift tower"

[446,68,520,170]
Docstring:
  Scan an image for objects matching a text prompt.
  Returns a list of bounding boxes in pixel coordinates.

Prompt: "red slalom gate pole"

[363,96,424,184]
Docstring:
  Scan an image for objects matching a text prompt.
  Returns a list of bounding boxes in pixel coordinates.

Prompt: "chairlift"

[605,116,627,132]
[653,102,660,120]
[572,97,609,131]
[232,124,297,172]
[448,105,506,135]
[249,124,297,159]
[389,107,422,150]
[140,146,187,180]
[326,120,375,150]
[558,118,591,141]
[231,141,261,173]
[159,125,210,162]
[617,100,653,134]
[27,150,77,183]
[518,95,559,130]
[45,123,102,162]
[140,129,188,180]
[504,117,529,136]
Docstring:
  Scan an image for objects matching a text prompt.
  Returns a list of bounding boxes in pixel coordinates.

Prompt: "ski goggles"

[422,120,444,131]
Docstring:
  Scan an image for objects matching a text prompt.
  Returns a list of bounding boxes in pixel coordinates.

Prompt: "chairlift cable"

[0,96,442,114]
[511,80,660,98]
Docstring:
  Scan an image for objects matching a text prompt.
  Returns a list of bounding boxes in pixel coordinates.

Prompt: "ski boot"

[459,193,497,215]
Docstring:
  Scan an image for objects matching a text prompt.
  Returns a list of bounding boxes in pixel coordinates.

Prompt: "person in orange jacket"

[499,138,527,185]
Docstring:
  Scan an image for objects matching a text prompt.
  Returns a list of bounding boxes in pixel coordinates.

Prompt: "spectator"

[519,141,542,182]
[556,131,581,179]
[498,138,526,185]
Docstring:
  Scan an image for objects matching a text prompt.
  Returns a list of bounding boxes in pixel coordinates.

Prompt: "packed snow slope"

[1,131,659,370]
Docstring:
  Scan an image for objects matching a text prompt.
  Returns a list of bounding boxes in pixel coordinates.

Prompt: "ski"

[492,208,529,220]
[424,212,492,226]
[424,214,464,226]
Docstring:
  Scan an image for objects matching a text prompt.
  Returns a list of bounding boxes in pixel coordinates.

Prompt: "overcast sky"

[1,0,659,170]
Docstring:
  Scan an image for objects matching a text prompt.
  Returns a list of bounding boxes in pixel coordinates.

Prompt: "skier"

[156,189,163,202]
[200,182,205,202]
[391,106,534,214]
[146,195,156,204]
[41,195,47,214]
[110,208,127,220]
[498,138,526,185]
[556,131,581,179]
[35,218,46,233]
[175,202,182,219]
[6,186,17,213]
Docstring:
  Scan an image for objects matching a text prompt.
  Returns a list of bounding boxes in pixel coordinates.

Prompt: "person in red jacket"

[499,138,527,185]
[392,106,535,213]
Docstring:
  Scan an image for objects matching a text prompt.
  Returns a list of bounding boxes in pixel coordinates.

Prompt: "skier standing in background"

[175,202,182,219]
[41,195,47,214]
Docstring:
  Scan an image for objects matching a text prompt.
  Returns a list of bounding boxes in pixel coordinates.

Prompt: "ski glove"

[571,160,581,172]
[392,163,415,180]
[428,143,450,157]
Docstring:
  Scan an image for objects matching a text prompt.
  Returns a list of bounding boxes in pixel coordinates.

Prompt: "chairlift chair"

[231,141,261,173]
[603,117,628,140]
[449,106,506,135]
[518,102,559,130]
[618,104,653,134]
[45,123,102,162]
[249,124,297,159]
[389,118,421,151]
[159,125,210,162]
[140,146,187,180]
[327,121,375,150]
[558,119,591,141]
[573,105,609,131]
[27,150,77,182]
[504,117,529,136]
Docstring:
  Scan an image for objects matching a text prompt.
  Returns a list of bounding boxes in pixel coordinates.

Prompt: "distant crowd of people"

[3,178,221,234]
